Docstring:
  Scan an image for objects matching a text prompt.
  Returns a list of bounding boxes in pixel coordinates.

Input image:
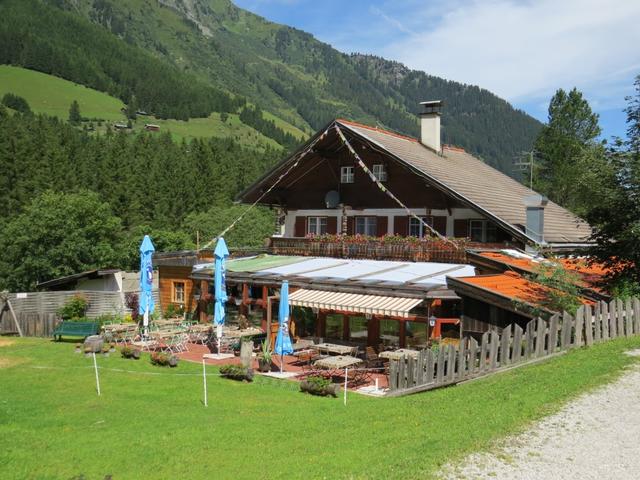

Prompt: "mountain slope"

[2,0,542,175]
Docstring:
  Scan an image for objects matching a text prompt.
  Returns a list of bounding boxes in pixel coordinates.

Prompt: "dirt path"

[441,358,640,480]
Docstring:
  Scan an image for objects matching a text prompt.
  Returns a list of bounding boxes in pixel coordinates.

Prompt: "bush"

[163,303,184,319]
[125,293,139,322]
[1,93,31,114]
[57,295,88,320]
[220,364,253,381]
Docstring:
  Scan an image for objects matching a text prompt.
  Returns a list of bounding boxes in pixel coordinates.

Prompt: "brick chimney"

[419,100,442,152]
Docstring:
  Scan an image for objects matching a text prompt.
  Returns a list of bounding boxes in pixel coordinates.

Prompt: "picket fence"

[388,298,640,396]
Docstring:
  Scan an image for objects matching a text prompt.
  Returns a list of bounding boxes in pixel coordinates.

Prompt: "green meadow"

[1,336,639,479]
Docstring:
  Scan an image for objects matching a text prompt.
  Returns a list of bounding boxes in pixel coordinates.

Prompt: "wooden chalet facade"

[238,102,591,257]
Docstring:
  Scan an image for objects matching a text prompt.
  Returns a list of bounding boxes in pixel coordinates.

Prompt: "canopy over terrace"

[191,255,475,348]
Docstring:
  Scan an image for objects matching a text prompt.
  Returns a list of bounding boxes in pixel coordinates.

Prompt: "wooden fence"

[0,290,156,337]
[388,298,640,396]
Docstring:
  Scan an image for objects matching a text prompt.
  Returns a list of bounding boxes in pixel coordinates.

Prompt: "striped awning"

[288,289,423,318]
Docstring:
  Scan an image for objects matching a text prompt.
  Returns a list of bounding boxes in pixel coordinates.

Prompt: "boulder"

[83,335,103,353]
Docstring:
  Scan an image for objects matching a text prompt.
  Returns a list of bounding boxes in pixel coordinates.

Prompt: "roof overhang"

[37,269,120,289]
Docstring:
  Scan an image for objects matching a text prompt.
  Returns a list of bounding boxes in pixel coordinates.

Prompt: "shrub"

[125,293,139,322]
[1,93,31,114]
[163,303,184,319]
[57,295,88,320]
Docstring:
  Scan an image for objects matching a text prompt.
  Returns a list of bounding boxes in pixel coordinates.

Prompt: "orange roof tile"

[457,271,594,307]
[477,252,609,292]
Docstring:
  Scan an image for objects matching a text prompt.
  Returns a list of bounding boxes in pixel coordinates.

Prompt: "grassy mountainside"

[0,65,280,147]
[0,0,541,175]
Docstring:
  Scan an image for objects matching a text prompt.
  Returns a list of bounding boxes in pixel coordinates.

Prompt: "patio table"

[314,355,362,370]
[311,343,356,356]
[150,329,183,340]
[102,323,137,333]
[379,348,420,361]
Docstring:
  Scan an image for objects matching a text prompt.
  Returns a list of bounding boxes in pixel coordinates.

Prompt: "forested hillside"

[0,0,542,174]
[0,107,279,288]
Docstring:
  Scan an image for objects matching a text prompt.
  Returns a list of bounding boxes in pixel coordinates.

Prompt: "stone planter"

[300,380,340,397]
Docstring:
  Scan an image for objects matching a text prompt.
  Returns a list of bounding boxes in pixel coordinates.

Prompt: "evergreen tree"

[533,88,602,211]
[1,92,31,114]
[585,76,640,296]
[68,100,81,125]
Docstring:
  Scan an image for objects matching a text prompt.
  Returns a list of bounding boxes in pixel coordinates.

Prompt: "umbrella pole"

[280,352,284,374]
[143,308,149,340]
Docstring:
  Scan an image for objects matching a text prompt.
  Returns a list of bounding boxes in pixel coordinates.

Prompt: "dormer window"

[341,166,354,183]
[372,164,387,182]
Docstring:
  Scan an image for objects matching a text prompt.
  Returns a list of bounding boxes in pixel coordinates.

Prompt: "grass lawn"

[1,336,639,479]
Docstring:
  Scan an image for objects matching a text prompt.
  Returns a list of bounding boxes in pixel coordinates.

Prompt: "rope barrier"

[334,124,460,249]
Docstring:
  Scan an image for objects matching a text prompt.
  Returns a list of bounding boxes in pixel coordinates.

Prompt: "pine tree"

[533,88,601,210]
[68,100,81,125]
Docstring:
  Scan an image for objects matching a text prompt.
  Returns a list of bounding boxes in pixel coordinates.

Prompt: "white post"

[202,358,208,407]
[280,353,284,374]
[344,368,348,406]
[375,377,379,392]
[93,352,101,396]
[216,324,223,355]
[143,308,149,339]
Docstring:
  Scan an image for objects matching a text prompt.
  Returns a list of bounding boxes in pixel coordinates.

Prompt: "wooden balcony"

[268,236,488,264]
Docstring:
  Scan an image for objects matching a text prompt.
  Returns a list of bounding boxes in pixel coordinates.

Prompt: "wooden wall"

[158,266,196,313]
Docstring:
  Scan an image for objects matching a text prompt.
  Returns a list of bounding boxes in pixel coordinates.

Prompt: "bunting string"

[334,125,460,249]
[200,127,332,250]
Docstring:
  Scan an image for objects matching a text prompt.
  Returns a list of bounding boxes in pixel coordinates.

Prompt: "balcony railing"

[268,236,494,264]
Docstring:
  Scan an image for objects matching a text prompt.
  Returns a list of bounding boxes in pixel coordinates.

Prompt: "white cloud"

[381,0,640,108]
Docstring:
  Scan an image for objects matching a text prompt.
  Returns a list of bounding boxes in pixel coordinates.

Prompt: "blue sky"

[233,0,640,140]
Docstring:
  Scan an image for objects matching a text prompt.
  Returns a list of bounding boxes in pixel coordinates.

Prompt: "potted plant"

[109,343,116,353]
[74,344,81,354]
[101,345,111,357]
[258,340,272,372]
[120,345,141,360]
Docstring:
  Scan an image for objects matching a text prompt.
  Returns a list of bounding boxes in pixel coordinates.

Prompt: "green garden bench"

[52,321,99,341]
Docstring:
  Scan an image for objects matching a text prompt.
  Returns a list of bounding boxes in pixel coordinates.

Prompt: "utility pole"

[514,150,536,190]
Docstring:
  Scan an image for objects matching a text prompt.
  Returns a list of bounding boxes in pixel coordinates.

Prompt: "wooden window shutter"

[432,216,447,236]
[346,217,355,235]
[326,217,337,235]
[393,216,409,236]
[376,216,388,237]
[453,219,469,238]
[294,216,306,237]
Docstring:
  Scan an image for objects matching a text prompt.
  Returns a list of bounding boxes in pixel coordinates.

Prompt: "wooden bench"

[53,321,99,341]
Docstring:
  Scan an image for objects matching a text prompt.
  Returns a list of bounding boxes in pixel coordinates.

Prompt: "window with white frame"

[469,220,498,242]
[355,216,377,236]
[372,164,387,182]
[340,166,354,183]
[409,216,433,238]
[173,282,185,304]
[307,216,327,235]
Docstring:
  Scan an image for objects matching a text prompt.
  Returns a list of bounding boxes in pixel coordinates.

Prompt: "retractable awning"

[288,289,424,318]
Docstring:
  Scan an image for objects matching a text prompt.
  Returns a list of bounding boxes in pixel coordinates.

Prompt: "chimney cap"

[419,100,443,115]
[524,194,548,208]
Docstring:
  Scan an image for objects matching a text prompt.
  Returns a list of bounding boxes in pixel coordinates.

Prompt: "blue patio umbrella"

[213,237,229,353]
[138,235,155,337]
[274,280,293,372]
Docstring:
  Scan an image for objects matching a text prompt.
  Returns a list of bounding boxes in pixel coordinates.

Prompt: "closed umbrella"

[138,235,155,338]
[274,280,293,373]
[213,237,229,354]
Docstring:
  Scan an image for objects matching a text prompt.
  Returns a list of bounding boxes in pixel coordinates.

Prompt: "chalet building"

[238,101,591,254]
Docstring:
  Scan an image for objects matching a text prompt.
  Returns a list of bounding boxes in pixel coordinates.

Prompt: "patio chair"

[364,346,384,369]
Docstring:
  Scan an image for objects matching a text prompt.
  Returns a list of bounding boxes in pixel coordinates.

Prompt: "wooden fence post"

[457,339,467,380]
[489,332,499,370]
[500,324,512,367]
[548,314,559,354]
[479,332,489,373]
[601,302,609,340]
[634,298,640,336]
[435,345,446,385]
[584,305,594,346]
[625,299,633,337]
[574,306,584,347]
[468,337,478,375]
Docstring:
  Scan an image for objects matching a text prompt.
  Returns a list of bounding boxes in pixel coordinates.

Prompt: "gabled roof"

[238,119,592,246]
[339,120,591,245]
[37,269,120,289]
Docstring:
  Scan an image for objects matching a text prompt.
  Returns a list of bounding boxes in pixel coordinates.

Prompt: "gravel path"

[441,357,640,480]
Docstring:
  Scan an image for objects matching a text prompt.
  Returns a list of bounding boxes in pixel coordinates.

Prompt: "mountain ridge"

[4,0,542,175]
